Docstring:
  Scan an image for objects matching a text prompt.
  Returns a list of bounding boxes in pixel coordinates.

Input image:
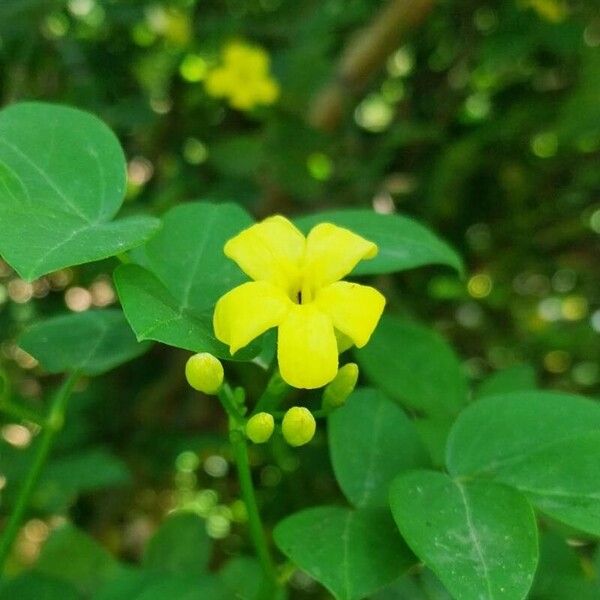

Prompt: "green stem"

[252,369,290,416]
[230,428,279,597]
[217,383,278,598]
[0,371,79,570]
[217,383,245,426]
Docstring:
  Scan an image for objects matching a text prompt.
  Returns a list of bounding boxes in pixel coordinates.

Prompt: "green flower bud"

[245,412,275,444]
[322,363,359,410]
[185,353,224,394]
[281,406,316,447]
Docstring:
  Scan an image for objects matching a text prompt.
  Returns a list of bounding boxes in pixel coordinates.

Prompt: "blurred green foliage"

[0,0,598,598]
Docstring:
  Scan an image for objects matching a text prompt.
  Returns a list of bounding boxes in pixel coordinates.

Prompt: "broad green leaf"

[447,393,600,535]
[0,102,160,280]
[328,388,428,508]
[356,315,468,418]
[274,506,413,600]
[115,202,263,358]
[296,210,463,275]
[487,433,600,536]
[390,471,538,600]
[34,524,123,595]
[19,309,150,375]
[0,573,81,600]
[476,364,537,399]
[143,512,211,576]
[446,392,600,477]
[531,532,600,600]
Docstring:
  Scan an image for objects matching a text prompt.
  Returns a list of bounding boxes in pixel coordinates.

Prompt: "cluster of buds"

[246,406,316,447]
[184,353,359,448]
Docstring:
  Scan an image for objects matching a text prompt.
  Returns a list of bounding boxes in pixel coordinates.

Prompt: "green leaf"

[485,433,600,536]
[19,309,151,375]
[114,264,258,359]
[390,471,538,600]
[34,524,123,595]
[115,202,262,358]
[328,388,428,508]
[356,315,468,418]
[295,210,463,275]
[0,102,160,280]
[0,573,81,600]
[447,393,600,536]
[143,512,211,576]
[446,392,600,478]
[274,506,413,600]
[476,364,537,399]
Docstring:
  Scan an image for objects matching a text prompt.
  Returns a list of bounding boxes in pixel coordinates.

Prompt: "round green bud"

[322,363,359,410]
[281,406,316,447]
[185,353,224,394]
[245,412,275,444]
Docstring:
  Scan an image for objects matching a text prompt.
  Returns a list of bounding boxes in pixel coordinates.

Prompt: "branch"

[309,0,434,132]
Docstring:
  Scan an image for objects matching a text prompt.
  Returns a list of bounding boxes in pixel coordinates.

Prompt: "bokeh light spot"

[467,273,493,298]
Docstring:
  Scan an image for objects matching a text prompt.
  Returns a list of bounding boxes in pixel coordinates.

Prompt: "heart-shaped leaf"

[447,393,600,535]
[296,210,463,275]
[274,506,414,600]
[0,102,160,280]
[329,388,428,508]
[390,470,538,600]
[19,309,151,375]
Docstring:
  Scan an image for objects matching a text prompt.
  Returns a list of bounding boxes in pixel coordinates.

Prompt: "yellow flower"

[204,41,280,111]
[213,216,386,389]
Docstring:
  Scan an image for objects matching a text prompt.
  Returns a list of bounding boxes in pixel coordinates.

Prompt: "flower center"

[291,279,314,305]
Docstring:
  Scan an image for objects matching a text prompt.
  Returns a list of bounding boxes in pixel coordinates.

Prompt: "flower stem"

[229,428,279,597]
[0,371,79,571]
[218,383,279,598]
[252,369,290,416]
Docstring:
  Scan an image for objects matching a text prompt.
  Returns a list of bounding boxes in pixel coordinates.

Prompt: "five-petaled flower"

[213,216,386,389]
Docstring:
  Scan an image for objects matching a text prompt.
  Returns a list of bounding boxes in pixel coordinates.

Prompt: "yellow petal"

[303,223,378,293]
[213,281,291,354]
[224,216,305,292]
[277,304,338,389]
[315,281,385,348]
